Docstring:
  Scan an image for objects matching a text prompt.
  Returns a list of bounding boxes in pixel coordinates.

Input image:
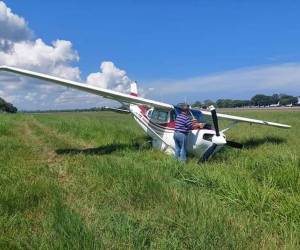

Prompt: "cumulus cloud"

[0,1,32,42]
[51,61,132,109]
[87,61,131,92]
[0,39,80,79]
[0,37,82,109]
[0,1,133,110]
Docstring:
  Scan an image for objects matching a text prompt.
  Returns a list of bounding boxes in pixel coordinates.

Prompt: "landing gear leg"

[140,139,152,150]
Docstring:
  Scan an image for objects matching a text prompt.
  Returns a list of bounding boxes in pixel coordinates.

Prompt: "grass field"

[0,110,299,249]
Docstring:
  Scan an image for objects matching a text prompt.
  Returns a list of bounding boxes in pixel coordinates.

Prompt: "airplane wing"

[0,65,173,110]
[199,109,291,129]
[0,66,291,129]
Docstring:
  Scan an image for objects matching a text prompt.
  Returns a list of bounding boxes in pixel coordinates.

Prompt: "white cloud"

[148,63,300,102]
[0,1,32,42]
[0,37,82,109]
[24,92,37,102]
[0,39,80,79]
[86,61,131,92]
[0,1,133,110]
[52,61,132,109]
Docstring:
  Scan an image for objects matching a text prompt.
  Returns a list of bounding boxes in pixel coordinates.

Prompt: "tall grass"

[0,110,299,249]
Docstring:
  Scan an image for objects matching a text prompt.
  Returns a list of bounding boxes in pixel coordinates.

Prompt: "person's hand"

[197,123,205,129]
[192,122,205,129]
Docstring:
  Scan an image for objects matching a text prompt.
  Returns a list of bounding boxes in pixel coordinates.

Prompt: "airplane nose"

[212,134,226,145]
[200,106,243,162]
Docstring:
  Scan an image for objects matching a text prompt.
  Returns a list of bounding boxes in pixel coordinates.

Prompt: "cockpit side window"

[170,109,177,121]
[150,109,169,123]
[147,109,153,118]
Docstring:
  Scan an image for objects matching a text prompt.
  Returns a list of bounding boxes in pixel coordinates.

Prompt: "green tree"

[251,94,273,106]
[0,97,18,113]
[203,99,215,108]
[191,101,202,108]
[279,94,297,105]
[271,94,280,104]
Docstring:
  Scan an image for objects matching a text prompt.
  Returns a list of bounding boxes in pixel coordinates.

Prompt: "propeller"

[200,106,243,162]
[210,106,220,136]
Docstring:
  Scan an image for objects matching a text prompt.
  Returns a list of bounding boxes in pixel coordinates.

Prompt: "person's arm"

[192,118,205,129]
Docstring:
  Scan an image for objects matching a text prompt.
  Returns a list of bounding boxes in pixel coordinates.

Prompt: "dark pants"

[173,131,188,162]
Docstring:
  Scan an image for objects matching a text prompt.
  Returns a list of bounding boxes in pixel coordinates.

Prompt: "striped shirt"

[175,113,193,134]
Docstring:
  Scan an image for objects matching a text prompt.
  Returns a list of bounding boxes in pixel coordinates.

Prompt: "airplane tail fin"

[130,81,138,96]
[129,81,140,112]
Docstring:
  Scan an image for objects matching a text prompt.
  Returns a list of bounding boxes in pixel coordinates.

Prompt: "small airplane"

[270,102,280,107]
[0,65,291,162]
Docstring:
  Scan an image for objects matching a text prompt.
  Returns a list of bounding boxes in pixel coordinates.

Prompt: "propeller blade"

[200,144,218,162]
[226,140,243,149]
[209,106,220,136]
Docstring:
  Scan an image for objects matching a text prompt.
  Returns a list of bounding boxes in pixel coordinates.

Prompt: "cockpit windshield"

[190,109,205,123]
[174,107,205,123]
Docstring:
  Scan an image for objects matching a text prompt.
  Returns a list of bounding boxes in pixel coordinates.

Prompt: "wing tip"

[0,65,8,70]
[270,122,291,129]
[275,124,291,129]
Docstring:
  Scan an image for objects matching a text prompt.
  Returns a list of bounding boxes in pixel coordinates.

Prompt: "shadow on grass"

[55,142,150,156]
[243,136,286,149]
[55,136,285,158]
[195,136,287,165]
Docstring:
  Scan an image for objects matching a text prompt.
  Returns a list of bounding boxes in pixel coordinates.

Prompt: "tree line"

[0,97,17,113]
[0,93,298,113]
[192,94,299,108]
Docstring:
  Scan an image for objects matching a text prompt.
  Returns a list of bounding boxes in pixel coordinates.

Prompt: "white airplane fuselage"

[130,104,224,158]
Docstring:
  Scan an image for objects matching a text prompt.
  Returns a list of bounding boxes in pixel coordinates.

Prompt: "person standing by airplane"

[174,104,204,162]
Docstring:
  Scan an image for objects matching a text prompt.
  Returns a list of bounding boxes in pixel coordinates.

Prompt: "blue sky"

[1,0,300,109]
